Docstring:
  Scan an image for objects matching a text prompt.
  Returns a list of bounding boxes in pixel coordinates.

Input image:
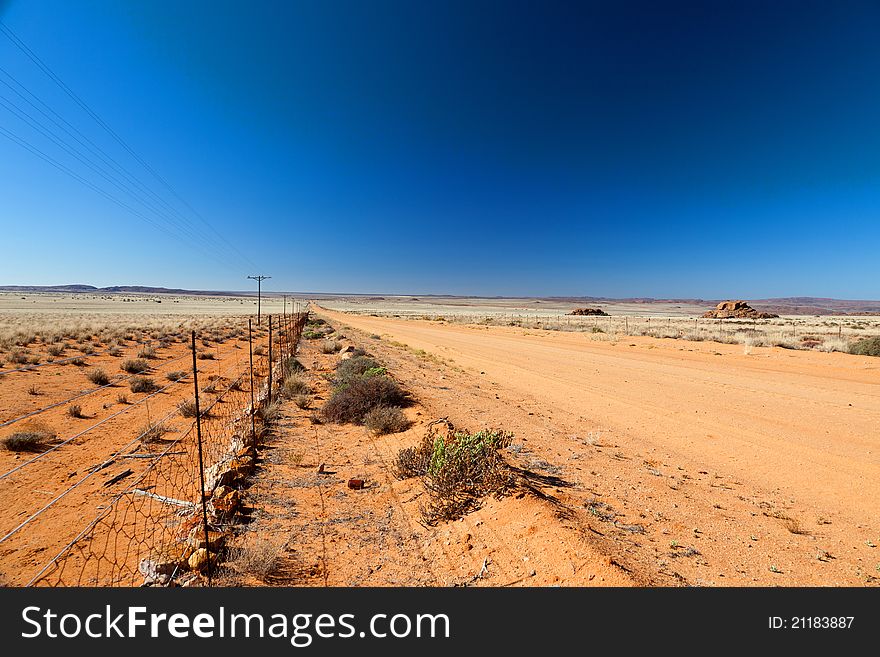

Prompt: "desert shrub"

[393,432,434,480]
[283,374,312,397]
[1,422,57,452]
[9,349,29,364]
[86,368,110,386]
[292,394,311,409]
[281,356,304,376]
[197,351,216,360]
[394,421,514,525]
[849,336,880,357]
[130,376,157,393]
[229,538,282,581]
[116,393,129,405]
[165,370,187,382]
[46,344,65,357]
[69,356,86,367]
[137,344,158,359]
[257,400,282,425]
[121,358,150,374]
[421,427,513,524]
[817,338,849,353]
[364,406,409,435]
[177,398,207,418]
[78,343,96,355]
[107,345,122,357]
[322,375,408,424]
[252,345,265,356]
[335,355,381,386]
[67,404,84,418]
[139,421,168,444]
[321,340,341,354]
[303,330,324,340]
[27,385,40,396]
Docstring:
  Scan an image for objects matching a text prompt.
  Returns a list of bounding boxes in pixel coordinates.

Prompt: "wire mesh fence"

[0,309,309,587]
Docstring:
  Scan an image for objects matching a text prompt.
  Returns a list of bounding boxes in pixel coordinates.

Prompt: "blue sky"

[0,1,878,298]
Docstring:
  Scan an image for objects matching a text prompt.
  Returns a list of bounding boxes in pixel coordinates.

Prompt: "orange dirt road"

[319,308,880,586]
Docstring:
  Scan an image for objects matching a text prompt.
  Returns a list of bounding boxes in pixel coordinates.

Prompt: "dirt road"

[316,308,880,586]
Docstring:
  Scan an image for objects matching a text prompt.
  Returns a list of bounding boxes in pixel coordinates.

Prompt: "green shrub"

[849,336,880,357]
[394,422,514,525]
[335,355,380,386]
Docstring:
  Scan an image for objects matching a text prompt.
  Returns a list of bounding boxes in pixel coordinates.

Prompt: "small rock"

[348,478,365,490]
[188,548,212,571]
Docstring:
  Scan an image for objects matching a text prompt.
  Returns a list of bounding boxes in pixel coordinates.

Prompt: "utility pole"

[247,275,271,325]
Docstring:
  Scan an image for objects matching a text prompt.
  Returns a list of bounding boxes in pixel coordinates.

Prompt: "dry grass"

[228,538,283,581]
[139,421,169,444]
[130,376,157,393]
[67,404,85,419]
[86,368,110,386]
[1,421,57,452]
[282,373,312,397]
[321,340,342,354]
[364,406,410,435]
[121,358,150,374]
[165,370,187,382]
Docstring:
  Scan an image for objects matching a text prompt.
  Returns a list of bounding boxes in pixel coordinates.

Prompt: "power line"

[0,65,251,266]
[0,20,259,269]
[247,275,271,325]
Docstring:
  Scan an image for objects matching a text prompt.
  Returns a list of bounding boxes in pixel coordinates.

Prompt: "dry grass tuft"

[121,358,150,374]
[86,368,110,386]
[1,421,57,452]
[364,406,410,435]
[130,376,157,393]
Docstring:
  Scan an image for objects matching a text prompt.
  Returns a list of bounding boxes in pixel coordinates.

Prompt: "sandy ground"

[0,321,269,586]
[262,307,879,586]
[233,329,634,587]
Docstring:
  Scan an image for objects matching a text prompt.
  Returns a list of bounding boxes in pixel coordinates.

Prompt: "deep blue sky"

[0,1,878,298]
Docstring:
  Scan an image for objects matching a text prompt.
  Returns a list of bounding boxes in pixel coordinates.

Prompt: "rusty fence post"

[190,330,212,585]
[267,315,273,406]
[248,318,256,458]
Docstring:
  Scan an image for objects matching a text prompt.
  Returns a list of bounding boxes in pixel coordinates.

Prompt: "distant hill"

[0,284,254,297]
[2,286,879,314]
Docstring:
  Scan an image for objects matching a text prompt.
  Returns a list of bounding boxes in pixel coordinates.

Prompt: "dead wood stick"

[131,488,194,508]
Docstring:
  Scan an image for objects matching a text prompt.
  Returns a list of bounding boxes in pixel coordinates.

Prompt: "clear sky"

[0,1,878,298]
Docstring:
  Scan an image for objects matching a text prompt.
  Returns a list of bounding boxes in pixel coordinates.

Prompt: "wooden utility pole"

[247,275,271,325]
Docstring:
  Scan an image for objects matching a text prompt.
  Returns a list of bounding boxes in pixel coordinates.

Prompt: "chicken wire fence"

[4,310,309,587]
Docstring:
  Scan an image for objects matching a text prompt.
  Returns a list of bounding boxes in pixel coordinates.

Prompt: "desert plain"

[1,290,879,586]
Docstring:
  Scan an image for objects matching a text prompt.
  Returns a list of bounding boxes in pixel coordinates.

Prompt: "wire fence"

[0,308,308,587]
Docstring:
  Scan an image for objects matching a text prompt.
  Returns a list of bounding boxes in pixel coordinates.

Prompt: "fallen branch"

[103,469,133,487]
[131,488,194,508]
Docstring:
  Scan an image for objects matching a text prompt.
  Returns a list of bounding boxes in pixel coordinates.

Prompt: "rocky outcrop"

[702,300,778,319]
[567,307,609,316]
